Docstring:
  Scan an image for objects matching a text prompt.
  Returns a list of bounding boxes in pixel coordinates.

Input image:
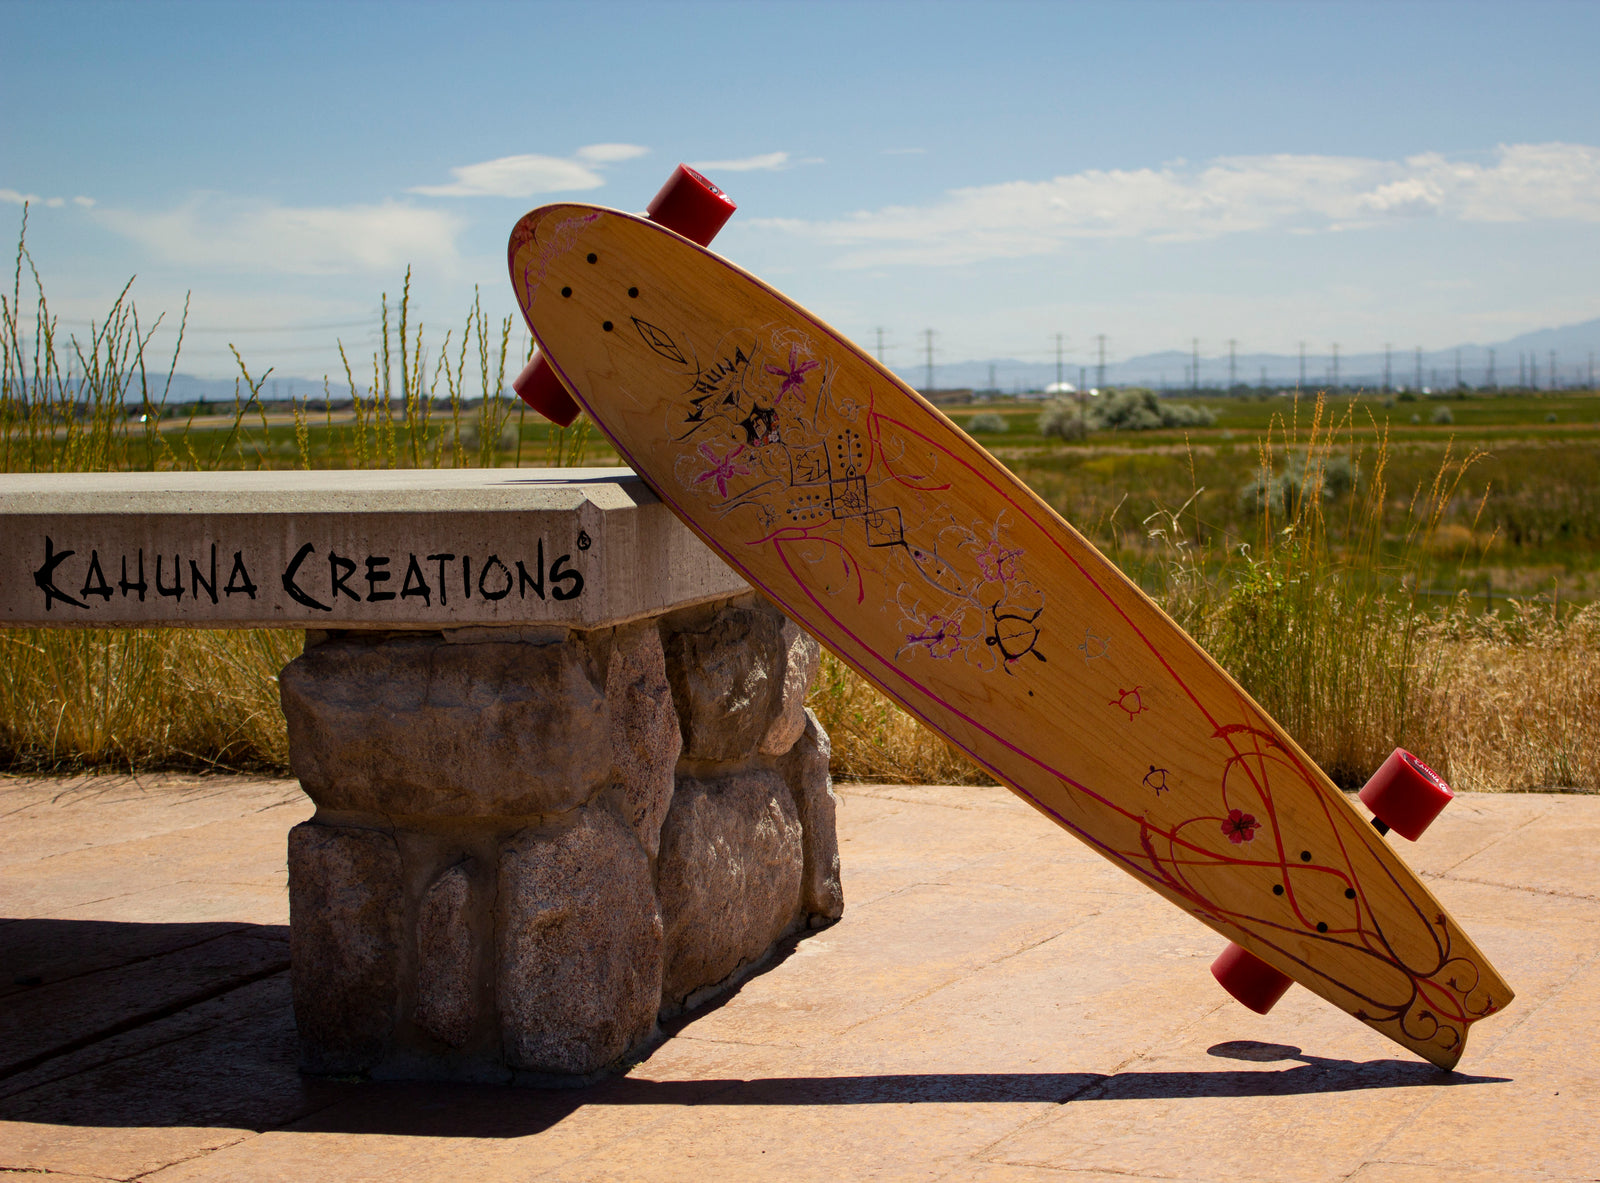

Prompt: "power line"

[1095,334,1107,391]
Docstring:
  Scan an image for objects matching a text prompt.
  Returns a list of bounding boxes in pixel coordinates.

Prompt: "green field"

[4,221,1598,792]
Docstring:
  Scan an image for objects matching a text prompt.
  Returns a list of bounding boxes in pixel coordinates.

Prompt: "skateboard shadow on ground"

[0,919,1510,1140]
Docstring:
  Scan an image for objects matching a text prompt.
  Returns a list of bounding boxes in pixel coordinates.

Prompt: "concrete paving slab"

[1443,794,1600,901]
[0,775,303,870]
[0,776,1596,1181]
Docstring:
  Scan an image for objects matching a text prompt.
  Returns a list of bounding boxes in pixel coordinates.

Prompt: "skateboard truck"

[511,164,737,426]
[1211,747,1455,1014]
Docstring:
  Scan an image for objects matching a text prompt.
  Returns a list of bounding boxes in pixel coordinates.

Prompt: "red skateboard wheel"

[513,164,738,425]
[1211,942,1294,1014]
[1359,748,1453,841]
[646,164,738,247]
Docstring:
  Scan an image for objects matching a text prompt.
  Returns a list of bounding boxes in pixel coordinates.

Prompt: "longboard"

[507,202,1513,1069]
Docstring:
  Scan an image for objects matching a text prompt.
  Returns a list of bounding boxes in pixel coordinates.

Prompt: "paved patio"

[2,771,1596,1181]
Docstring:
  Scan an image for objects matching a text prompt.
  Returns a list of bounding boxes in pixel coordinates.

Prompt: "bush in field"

[1039,389,1214,439]
[1238,453,1359,516]
[1431,405,1455,425]
[1038,399,1089,441]
[965,412,1008,434]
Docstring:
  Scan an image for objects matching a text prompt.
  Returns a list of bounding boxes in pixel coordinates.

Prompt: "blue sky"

[4,0,1599,383]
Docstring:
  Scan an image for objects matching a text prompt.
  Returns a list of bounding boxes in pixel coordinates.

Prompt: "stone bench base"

[279,594,840,1084]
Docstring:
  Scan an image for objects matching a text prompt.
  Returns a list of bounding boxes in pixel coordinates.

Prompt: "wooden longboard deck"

[509,204,1512,1069]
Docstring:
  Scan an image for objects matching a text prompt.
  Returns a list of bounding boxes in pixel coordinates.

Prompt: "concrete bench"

[0,469,842,1084]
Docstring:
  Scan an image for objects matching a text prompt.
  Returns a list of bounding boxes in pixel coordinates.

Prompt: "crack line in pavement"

[0,924,256,999]
[1435,872,1600,903]
[0,961,290,1084]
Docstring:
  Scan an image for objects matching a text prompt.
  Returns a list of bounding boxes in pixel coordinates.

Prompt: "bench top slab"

[0,468,748,629]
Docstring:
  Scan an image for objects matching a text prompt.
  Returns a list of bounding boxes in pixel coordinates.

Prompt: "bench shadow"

[0,918,1511,1140]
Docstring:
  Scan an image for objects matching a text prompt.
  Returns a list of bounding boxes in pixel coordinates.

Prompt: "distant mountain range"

[142,317,1600,404]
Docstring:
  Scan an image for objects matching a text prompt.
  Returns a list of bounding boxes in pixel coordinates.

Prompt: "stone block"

[287,821,402,1074]
[664,603,784,763]
[606,623,680,857]
[760,619,823,757]
[657,769,804,1009]
[280,634,610,818]
[783,709,844,924]
[413,862,479,1049]
[497,806,663,1077]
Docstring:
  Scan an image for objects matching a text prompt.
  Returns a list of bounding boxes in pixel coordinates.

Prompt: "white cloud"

[410,143,649,198]
[3,189,98,209]
[688,151,792,173]
[759,143,1600,267]
[94,195,465,276]
[576,143,649,165]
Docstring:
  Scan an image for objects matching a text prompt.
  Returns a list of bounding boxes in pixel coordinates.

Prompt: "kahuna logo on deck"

[25,536,586,615]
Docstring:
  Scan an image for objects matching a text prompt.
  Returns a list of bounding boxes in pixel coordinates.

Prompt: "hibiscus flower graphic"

[975,540,1022,584]
[1221,808,1260,844]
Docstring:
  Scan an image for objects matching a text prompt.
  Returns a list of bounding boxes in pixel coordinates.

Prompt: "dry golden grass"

[1411,602,1600,792]
[0,629,300,773]
[805,651,993,785]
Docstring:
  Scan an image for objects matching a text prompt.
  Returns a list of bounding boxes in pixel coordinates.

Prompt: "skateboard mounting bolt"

[587,253,598,264]
[1299,850,1312,862]
[561,286,572,298]
[1272,884,1284,895]
[1316,922,1328,933]
[602,321,614,332]
[628,287,639,298]
[1344,888,1356,899]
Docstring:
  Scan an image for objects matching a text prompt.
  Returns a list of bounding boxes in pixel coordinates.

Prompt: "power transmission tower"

[1590,351,1596,391]
[1549,350,1558,391]
[924,329,935,393]
[1228,339,1237,392]
[1383,343,1392,393]
[1192,338,1200,393]
[1055,333,1064,390]
[1096,334,1107,390]
[1487,348,1496,390]
[1414,346,1423,393]
[1298,341,1306,390]
[1531,353,1539,389]
[1331,343,1340,391]
[1454,348,1462,390]
[875,327,885,365]
[988,362,997,394]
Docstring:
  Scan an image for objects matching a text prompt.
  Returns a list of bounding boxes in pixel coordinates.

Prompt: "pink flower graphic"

[1221,809,1260,844]
[694,441,751,497]
[764,345,821,405]
[906,615,962,659]
[975,540,1022,584]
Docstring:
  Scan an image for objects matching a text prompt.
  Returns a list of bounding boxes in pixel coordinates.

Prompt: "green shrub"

[965,412,1008,434]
